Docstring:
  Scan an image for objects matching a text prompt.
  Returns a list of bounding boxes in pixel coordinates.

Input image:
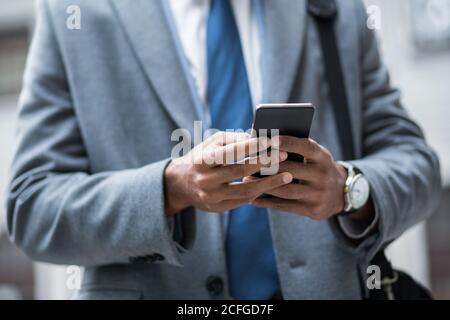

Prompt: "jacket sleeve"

[6,0,189,267]
[330,0,442,260]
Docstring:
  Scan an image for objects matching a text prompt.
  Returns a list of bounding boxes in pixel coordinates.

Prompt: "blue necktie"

[207,0,280,300]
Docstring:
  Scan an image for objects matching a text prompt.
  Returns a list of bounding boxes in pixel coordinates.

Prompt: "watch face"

[350,174,370,209]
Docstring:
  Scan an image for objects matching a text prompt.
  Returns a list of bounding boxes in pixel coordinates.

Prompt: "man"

[6,0,441,299]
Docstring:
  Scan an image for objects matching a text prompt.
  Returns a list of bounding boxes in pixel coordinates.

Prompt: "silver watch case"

[339,162,370,213]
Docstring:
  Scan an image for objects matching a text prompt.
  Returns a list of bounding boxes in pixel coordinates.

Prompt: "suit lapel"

[109,0,200,130]
[109,0,307,127]
[263,0,307,103]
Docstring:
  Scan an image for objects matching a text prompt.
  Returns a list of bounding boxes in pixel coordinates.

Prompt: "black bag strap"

[307,0,396,298]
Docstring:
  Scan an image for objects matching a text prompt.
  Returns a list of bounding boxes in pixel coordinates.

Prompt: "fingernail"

[282,173,293,184]
[280,151,288,161]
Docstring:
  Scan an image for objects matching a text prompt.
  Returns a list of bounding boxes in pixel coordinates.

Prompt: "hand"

[247,136,348,221]
[164,132,293,217]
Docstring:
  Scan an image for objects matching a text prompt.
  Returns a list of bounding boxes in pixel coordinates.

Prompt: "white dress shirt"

[167,0,262,107]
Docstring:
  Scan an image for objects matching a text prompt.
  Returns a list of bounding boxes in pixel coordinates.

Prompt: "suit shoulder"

[336,0,368,25]
[41,0,114,23]
[39,0,117,36]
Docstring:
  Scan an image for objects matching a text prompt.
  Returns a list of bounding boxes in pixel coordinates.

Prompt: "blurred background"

[0,0,449,299]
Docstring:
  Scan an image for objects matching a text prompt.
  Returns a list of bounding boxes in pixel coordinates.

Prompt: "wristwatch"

[338,162,370,214]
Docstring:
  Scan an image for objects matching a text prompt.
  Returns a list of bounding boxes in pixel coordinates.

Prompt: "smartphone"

[252,103,315,164]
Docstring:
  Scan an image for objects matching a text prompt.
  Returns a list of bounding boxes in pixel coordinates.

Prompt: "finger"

[222,172,293,200]
[204,137,271,166]
[213,151,288,183]
[277,161,320,182]
[209,131,252,146]
[242,176,258,183]
[262,183,314,200]
[235,149,287,165]
[274,136,322,161]
[252,197,312,216]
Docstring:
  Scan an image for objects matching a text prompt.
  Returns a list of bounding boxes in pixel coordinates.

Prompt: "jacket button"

[206,276,224,297]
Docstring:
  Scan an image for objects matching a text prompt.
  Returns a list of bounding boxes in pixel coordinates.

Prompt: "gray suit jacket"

[6,0,441,299]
